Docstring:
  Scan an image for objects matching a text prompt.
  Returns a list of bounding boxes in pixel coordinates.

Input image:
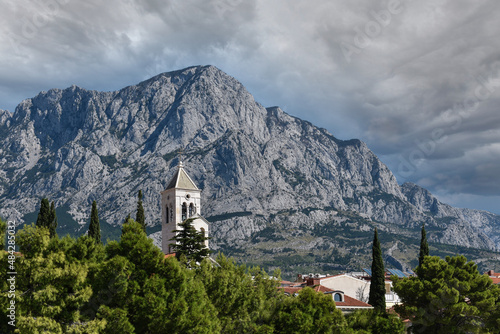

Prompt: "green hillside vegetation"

[0,220,407,334]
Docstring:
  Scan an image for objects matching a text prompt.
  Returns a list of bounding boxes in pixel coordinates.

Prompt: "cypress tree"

[369,228,386,311]
[136,190,145,232]
[36,198,51,229]
[88,200,101,244]
[418,223,429,268]
[48,201,58,238]
[124,213,131,225]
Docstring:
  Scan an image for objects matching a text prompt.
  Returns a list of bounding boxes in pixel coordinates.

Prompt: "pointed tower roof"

[166,161,199,190]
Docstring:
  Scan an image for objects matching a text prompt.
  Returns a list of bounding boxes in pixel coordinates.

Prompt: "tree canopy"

[368,228,386,312]
[169,217,210,263]
[393,255,500,333]
[0,219,393,333]
[418,223,429,274]
[88,200,101,244]
[35,198,57,237]
[136,190,145,232]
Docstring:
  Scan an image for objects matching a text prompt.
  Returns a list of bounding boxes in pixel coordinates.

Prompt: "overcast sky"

[1,0,499,213]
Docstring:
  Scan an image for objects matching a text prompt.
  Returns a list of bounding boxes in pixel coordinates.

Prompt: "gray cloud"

[0,0,499,212]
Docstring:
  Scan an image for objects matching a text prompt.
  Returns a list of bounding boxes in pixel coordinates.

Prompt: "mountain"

[1,65,499,276]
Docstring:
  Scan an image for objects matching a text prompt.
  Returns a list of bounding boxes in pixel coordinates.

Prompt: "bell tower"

[161,161,209,254]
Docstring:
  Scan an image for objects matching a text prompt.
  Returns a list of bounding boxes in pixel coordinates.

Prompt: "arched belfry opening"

[182,202,187,221]
[161,160,210,253]
[189,203,194,217]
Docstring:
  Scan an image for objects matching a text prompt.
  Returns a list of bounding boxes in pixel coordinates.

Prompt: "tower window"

[189,203,194,217]
[166,206,169,224]
[182,202,187,221]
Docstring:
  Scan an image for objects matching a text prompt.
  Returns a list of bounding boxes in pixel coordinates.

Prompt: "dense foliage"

[418,223,429,272]
[0,218,6,250]
[35,198,58,238]
[346,309,405,334]
[368,228,386,311]
[89,201,101,244]
[394,255,500,333]
[170,217,211,263]
[1,220,402,333]
[136,190,146,232]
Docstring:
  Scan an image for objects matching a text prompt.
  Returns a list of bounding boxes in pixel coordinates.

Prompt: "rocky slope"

[0,65,499,274]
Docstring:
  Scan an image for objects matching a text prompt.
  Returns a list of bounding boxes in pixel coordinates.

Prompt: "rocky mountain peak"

[1,66,499,275]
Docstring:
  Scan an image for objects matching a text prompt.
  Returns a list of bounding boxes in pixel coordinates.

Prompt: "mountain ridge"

[1,65,499,275]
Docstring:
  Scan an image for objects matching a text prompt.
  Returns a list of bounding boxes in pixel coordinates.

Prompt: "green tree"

[346,309,405,333]
[368,228,386,311]
[35,198,50,229]
[0,218,6,250]
[124,213,131,225]
[103,219,220,333]
[10,224,103,333]
[88,200,101,244]
[35,198,57,237]
[48,201,58,238]
[196,253,282,333]
[169,218,210,263]
[136,190,145,232]
[393,255,500,333]
[272,287,346,334]
[418,223,429,275]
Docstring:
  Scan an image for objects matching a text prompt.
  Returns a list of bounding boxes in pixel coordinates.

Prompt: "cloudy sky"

[1,0,499,213]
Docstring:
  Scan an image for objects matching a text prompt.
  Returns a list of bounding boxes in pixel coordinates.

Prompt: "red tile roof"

[314,285,334,293]
[164,253,176,259]
[336,294,372,307]
[491,277,500,285]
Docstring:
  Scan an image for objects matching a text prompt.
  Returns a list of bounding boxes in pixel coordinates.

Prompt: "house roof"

[281,287,302,295]
[314,285,335,293]
[166,162,199,190]
[336,294,372,308]
[491,277,500,285]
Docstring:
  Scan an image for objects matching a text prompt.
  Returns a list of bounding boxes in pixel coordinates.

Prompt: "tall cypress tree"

[369,228,386,311]
[49,201,58,238]
[418,223,429,275]
[36,198,51,229]
[88,200,101,244]
[136,190,145,232]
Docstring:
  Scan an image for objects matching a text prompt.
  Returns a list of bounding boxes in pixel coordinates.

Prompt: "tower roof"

[166,162,199,191]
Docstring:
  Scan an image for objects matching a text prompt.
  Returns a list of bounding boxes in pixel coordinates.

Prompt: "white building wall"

[319,275,370,302]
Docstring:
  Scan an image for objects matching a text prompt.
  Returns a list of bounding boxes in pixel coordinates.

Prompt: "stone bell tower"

[161,161,209,254]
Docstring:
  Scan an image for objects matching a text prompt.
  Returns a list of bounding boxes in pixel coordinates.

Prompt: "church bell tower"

[161,161,209,254]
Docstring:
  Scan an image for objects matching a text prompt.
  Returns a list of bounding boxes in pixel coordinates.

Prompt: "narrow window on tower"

[182,202,187,221]
[189,203,194,217]
[166,206,169,224]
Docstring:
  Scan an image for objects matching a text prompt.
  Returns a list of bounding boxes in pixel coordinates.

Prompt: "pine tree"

[418,223,429,274]
[88,200,101,244]
[394,255,500,333]
[136,190,146,232]
[48,201,58,238]
[169,218,210,263]
[36,198,51,229]
[368,228,386,311]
